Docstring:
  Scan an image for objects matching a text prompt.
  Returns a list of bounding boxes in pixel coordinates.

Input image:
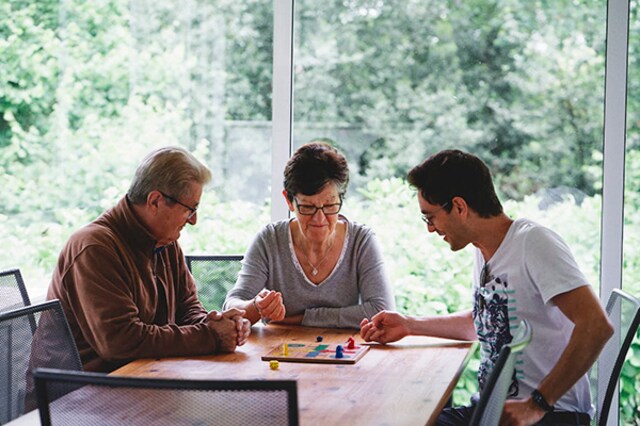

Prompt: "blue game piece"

[316,335,323,342]
[335,345,344,359]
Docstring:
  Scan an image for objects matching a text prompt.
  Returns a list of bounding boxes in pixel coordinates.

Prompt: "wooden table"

[113,324,476,426]
[6,325,475,426]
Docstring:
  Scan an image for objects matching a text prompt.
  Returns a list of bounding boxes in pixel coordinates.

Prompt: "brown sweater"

[47,196,219,372]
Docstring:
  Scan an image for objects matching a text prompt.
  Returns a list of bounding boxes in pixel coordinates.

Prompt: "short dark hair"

[407,149,503,218]
[283,141,349,201]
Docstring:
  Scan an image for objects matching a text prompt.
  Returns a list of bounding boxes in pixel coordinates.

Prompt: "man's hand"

[222,308,251,346]
[359,311,411,344]
[254,289,286,322]
[206,308,250,352]
[500,398,546,426]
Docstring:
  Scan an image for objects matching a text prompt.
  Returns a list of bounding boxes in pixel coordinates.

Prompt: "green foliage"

[2,0,639,422]
[189,259,243,312]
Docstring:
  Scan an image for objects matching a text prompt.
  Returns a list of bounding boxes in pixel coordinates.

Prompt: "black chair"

[0,268,32,313]
[591,289,640,425]
[0,300,82,424]
[185,254,244,311]
[469,319,532,426]
[34,367,299,426]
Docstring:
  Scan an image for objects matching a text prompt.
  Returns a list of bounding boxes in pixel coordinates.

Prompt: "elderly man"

[360,149,612,426]
[45,146,250,373]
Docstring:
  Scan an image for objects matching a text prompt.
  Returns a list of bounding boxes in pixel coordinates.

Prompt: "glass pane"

[0,0,273,296]
[293,0,606,405]
[622,0,640,422]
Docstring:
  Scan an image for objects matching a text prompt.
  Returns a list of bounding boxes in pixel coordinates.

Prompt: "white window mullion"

[599,0,629,424]
[271,0,295,222]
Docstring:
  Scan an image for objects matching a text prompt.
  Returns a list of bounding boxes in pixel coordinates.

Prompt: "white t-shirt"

[473,218,593,414]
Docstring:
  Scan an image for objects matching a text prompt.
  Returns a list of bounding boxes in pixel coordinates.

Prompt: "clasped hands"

[206,308,251,353]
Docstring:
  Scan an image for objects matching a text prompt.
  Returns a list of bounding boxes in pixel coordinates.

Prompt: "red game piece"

[346,336,355,349]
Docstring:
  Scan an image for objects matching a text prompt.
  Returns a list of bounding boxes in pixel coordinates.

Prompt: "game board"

[261,340,369,365]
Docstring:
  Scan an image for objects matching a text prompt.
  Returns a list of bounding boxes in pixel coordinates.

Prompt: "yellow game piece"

[283,343,289,356]
[269,360,279,370]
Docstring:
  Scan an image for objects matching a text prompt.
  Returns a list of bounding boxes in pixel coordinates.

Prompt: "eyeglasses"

[420,201,451,227]
[294,198,343,216]
[160,191,198,219]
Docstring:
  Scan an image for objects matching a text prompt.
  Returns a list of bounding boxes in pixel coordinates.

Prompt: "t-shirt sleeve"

[523,226,589,304]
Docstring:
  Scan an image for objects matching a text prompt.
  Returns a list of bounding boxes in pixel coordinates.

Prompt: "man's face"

[417,193,468,251]
[154,182,202,247]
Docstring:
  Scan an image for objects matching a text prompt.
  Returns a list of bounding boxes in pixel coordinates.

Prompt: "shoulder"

[342,215,374,238]
[66,220,119,253]
[342,216,380,253]
[256,219,290,239]
[512,218,567,249]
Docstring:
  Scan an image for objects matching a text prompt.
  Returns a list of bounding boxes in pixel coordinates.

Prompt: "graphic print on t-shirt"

[473,266,518,396]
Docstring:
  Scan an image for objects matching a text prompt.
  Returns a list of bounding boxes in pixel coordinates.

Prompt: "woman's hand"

[254,289,286,322]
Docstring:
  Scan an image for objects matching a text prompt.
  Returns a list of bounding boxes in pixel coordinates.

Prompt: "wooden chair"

[185,254,243,311]
[0,300,82,424]
[592,289,640,425]
[34,367,299,426]
[0,268,32,313]
[469,319,532,426]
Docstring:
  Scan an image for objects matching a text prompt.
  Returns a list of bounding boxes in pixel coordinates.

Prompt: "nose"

[187,212,197,226]
[310,209,326,222]
[426,222,436,233]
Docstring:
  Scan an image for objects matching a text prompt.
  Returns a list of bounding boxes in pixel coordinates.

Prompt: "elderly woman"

[223,141,395,328]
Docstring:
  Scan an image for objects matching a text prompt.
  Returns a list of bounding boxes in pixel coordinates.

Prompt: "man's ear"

[147,191,163,213]
[451,196,469,216]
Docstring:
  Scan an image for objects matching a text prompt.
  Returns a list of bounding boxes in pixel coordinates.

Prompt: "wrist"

[252,297,262,318]
[530,389,555,413]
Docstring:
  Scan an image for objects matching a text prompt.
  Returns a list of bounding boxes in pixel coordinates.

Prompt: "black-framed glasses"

[294,198,343,216]
[159,191,198,219]
[420,201,451,227]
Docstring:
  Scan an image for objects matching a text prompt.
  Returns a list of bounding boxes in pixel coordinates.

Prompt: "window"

[292,0,607,314]
[1,0,273,294]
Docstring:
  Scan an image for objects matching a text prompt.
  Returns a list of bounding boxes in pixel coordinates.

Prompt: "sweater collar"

[103,196,166,255]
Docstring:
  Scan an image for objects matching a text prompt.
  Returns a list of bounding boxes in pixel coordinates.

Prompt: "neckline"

[287,215,350,286]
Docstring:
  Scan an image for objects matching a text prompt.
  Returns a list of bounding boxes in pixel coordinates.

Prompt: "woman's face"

[284,183,342,243]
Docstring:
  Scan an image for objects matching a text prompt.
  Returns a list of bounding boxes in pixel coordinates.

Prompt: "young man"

[360,150,612,425]
[40,146,250,373]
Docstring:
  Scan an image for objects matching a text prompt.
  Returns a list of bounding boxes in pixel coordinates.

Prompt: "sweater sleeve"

[301,226,395,329]
[63,245,219,363]
[172,246,209,325]
[222,227,271,309]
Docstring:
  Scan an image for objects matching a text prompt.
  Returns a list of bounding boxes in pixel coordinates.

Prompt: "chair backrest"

[185,254,244,311]
[34,367,299,426]
[0,300,82,424]
[0,268,32,313]
[591,289,640,426]
[469,319,533,426]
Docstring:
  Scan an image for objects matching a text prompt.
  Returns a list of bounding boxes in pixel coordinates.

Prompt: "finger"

[359,318,370,328]
[222,308,245,318]
[370,311,387,326]
[208,310,223,321]
[362,325,380,342]
[267,305,283,321]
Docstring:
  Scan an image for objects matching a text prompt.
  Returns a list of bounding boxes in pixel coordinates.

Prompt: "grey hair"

[127,146,212,204]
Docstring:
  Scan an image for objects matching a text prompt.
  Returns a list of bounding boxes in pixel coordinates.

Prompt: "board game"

[261,339,369,365]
